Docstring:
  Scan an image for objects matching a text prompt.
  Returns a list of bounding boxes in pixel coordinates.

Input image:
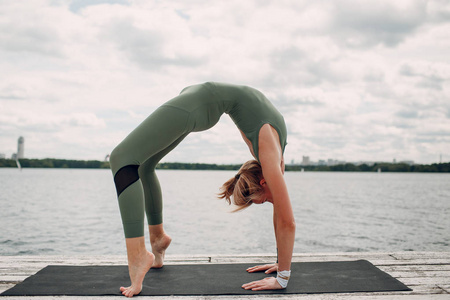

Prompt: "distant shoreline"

[0,158,449,172]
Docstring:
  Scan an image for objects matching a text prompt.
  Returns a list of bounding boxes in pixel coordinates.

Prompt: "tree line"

[0,158,110,169]
[0,158,449,172]
[285,162,450,172]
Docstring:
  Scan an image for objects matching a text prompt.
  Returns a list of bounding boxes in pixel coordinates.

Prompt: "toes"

[120,286,132,297]
[124,288,132,297]
[120,286,141,298]
[127,287,138,298]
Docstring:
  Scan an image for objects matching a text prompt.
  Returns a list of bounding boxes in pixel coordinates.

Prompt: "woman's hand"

[242,276,282,291]
[246,263,278,274]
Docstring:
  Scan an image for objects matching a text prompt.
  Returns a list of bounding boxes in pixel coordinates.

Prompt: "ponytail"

[218,160,264,212]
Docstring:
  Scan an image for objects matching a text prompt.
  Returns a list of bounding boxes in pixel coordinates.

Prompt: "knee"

[110,145,141,196]
[110,145,126,173]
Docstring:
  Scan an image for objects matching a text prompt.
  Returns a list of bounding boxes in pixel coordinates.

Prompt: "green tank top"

[203,82,287,162]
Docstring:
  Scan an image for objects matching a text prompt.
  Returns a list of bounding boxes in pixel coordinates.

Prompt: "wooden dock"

[1,252,449,299]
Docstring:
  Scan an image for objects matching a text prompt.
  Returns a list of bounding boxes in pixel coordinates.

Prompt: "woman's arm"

[262,155,296,272]
[242,124,296,290]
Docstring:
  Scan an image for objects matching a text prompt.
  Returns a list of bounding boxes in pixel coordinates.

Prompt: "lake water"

[0,168,449,256]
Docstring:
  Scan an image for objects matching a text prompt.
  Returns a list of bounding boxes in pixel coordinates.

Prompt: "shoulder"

[258,124,283,169]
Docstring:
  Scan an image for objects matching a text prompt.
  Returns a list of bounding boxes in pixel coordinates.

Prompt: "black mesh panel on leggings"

[114,165,140,196]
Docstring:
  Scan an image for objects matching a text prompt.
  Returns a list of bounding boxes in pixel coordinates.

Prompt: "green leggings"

[110,84,221,238]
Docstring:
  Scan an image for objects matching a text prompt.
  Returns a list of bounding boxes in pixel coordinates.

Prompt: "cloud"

[102,19,204,70]
[426,0,450,23]
[396,109,420,119]
[0,85,28,100]
[0,110,105,133]
[399,63,447,91]
[328,0,428,48]
[69,0,130,13]
[0,2,64,57]
[0,0,449,164]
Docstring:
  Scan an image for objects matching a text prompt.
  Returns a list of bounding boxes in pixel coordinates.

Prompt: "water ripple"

[1,169,449,255]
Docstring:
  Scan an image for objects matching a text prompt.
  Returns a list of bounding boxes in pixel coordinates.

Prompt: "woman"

[110,82,296,297]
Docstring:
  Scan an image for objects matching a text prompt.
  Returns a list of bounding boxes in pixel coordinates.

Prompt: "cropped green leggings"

[110,85,220,238]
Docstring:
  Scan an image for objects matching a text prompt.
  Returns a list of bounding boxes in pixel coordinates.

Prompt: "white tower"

[302,156,310,166]
[17,136,24,159]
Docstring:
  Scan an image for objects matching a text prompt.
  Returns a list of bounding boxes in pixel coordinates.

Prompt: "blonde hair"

[218,160,264,212]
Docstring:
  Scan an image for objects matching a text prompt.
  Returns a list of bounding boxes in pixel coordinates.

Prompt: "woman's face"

[252,182,273,204]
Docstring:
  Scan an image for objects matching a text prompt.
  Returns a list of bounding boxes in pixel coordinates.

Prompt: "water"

[0,168,449,255]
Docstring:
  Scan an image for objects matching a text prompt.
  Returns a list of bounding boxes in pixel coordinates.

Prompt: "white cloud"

[328,0,428,48]
[0,0,449,164]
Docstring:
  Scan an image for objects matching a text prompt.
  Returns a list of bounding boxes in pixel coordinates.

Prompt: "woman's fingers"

[247,266,267,272]
[242,278,269,289]
[246,263,277,273]
[242,277,282,290]
[246,265,267,272]
[265,265,278,274]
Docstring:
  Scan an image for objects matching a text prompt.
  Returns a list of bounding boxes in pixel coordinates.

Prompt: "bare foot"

[150,233,171,268]
[120,250,154,297]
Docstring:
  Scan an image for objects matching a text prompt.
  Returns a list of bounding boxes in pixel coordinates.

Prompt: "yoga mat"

[1,260,411,296]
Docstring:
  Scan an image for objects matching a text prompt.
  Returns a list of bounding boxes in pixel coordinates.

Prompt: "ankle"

[150,234,166,245]
[149,225,167,242]
[128,250,153,265]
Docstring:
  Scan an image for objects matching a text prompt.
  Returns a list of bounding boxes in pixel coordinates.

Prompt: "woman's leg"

[138,133,189,268]
[120,237,154,298]
[110,106,190,237]
[110,106,190,297]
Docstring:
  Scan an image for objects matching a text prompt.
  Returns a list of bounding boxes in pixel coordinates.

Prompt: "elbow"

[278,219,296,233]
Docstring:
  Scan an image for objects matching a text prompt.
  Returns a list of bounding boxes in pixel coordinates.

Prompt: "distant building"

[0,153,5,159]
[17,136,24,159]
[302,156,310,166]
[318,159,326,166]
[327,159,346,166]
[11,153,17,160]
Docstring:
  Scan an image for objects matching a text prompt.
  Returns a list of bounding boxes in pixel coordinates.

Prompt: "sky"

[1,0,449,165]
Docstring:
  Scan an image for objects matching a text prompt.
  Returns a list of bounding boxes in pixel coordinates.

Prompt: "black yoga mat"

[1,260,411,296]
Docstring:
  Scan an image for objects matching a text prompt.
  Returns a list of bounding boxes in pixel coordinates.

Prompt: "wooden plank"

[0,275,27,283]
[210,253,396,264]
[391,252,450,260]
[1,256,448,269]
[211,256,275,264]
[2,252,446,265]
[0,254,209,262]
[0,296,449,300]
[0,283,16,293]
[387,271,450,278]
[379,265,450,272]
[373,259,450,266]
[400,276,450,285]
[214,252,394,259]
[2,291,446,300]
[291,252,396,260]
[404,284,450,294]
[291,252,394,257]
[0,252,448,299]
